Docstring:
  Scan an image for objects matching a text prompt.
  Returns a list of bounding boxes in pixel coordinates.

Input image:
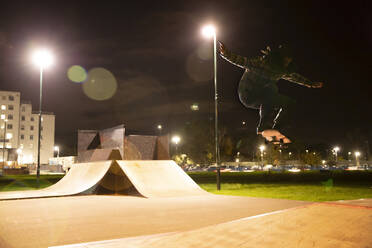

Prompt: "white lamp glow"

[32,49,53,68]
[201,25,216,38]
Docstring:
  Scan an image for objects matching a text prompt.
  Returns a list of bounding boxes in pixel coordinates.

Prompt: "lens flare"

[186,53,213,82]
[196,42,213,61]
[67,65,87,83]
[82,67,117,101]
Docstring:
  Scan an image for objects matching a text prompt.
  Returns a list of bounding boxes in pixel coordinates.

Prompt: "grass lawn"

[0,175,62,192]
[200,182,372,202]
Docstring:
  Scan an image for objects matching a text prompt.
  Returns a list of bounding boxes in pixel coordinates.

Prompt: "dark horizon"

[0,1,371,156]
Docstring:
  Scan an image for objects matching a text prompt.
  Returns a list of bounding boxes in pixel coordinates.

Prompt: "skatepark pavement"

[53,202,372,248]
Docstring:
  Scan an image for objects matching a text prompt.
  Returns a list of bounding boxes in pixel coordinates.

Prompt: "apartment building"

[0,90,55,165]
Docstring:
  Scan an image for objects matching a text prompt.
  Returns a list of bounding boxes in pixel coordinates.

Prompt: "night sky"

[0,1,371,155]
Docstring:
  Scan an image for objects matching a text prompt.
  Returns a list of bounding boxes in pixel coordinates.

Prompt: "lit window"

[7,124,12,130]
[8,105,14,110]
[6,133,12,139]
[1,105,5,110]
[30,135,33,140]
[30,126,34,131]
[0,114,5,120]
[21,134,24,140]
[8,114,13,120]
[6,144,11,148]
[8,95,14,101]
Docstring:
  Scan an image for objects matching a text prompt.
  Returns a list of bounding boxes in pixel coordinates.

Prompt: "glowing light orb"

[190,103,199,111]
[82,68,118,101]
[171,135,181,144]
[201,25,216,38]
[32,49,53,68]
[196,42,213,60]
[186,53,213,82]
[67,65,87,83]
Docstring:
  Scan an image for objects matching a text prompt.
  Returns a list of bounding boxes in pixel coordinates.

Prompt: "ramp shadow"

[84,161,142,197]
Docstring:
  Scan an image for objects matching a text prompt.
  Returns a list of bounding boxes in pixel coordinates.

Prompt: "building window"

[30,126,34,131]
[7,114,13,120]
[1,96,6,100]
[8,95,14,101]
[7,124,12,129]
[30,135,33,140]
[8,105,14,110]
[21,116,25,121]
[0,114,5,120]
[21,134,24,140]
[21,106,25,112]
[6,133,12,139]
[1,105,5,110]
[31,117,34,122]
[21,125,25,130]
[41,126,43,131]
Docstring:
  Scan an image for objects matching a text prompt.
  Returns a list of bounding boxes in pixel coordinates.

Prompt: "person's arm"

[281,73,323,88]
[218,41,260,70]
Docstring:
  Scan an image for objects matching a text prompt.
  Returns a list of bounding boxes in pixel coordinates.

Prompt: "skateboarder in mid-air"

[218,42,323,144]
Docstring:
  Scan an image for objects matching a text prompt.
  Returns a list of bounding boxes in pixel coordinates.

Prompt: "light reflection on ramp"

[116,160,208,198]
[0,161,112,200]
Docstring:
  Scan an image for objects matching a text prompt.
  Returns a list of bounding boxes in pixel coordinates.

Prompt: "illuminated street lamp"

[289,152,292,159]
[333,146,340,166]
[259,145,265,166]
[202,24,221,190]
[157,124,162,135]
[54,146,60,158]
[32,49,53,184]
[354,151,360,167]
[171,135,181,153]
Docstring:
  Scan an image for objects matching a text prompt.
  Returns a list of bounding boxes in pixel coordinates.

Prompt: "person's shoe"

[260,129,291,144]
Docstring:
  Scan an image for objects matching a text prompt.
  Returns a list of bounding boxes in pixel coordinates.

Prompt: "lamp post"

[333,146,340,167]
[157,124,162,135]
[354,151,360,167]
[202,24,221,190]
[32,49,53,184]
[259,145,265,168]
[1,119,7,174]
[171,135,181,154]
[54,146,60,158]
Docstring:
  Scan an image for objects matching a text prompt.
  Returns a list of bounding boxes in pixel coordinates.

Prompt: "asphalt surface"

[55,202,372,248]
[0,194,309,247]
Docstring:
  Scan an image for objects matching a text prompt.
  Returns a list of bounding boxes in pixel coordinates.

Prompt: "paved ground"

[54,202,372,248]
[0,195,308,248]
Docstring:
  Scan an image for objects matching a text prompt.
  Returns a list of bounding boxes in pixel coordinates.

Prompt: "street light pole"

[202,24,220,190]
[212,30,221,190]
[37,66,43,184]
[32,49,53,186]
[2,119,7,174]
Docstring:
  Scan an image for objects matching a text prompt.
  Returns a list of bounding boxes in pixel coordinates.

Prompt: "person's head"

[261,45,296,73]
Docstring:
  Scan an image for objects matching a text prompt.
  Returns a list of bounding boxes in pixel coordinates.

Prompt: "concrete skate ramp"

[0,161,112,200]
[117,160,208,197]
[0,160,206,200]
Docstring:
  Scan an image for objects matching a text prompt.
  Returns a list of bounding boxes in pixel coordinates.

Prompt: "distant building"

[0,90,55,165]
